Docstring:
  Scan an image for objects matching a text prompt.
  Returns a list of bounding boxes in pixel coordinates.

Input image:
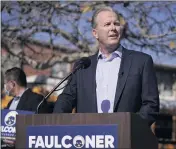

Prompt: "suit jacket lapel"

[6,98,13,109]
[113,48,133,111]
[89,53,98,112]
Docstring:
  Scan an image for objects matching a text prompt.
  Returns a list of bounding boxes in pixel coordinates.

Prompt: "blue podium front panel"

[26,124,118,149]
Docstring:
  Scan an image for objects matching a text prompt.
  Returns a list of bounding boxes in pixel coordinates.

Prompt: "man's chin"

[107,42,120,49]
[109,39,120,45]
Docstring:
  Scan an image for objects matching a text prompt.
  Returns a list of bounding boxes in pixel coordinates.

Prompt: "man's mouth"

[109,35,118,39]
[109,34,119,38]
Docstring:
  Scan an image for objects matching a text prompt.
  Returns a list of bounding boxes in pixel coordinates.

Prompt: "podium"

[16,112,158,149]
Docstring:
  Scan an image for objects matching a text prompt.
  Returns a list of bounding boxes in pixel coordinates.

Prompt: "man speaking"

[53,6,159,126]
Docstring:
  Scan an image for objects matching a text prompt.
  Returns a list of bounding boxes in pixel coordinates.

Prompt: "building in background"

[155,64,176,114]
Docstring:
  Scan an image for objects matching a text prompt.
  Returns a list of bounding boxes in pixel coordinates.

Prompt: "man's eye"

[105,23,111,26]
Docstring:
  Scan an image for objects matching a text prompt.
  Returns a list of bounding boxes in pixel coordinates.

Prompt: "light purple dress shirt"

[96,47,122,113]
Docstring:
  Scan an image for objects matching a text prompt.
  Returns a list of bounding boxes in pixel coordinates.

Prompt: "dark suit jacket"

[53,47,160,125]
[6,88,48,113]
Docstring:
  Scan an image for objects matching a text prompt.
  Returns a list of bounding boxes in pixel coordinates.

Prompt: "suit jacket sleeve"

[139,56,160,125]
[53,72,77,113]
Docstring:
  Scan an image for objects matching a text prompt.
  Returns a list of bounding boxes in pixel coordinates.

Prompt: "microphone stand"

[35,71,73,114]
[35,65,82,114]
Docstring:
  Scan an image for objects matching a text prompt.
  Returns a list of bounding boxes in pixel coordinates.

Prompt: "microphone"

[35,57,91,114]
[73,57,91,73]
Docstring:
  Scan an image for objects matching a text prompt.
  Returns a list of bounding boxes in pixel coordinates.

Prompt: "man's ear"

[92,28,98,39]
[10,81,16,87]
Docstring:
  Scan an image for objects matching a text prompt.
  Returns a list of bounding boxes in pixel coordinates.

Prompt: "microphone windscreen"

[79,57,91,69]
[73,57,91,71]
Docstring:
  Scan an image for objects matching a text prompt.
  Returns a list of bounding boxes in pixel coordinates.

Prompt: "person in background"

[4,67,48,113]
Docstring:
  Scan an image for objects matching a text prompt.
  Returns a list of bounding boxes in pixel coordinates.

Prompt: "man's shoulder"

[24,88,44,99]
[129,49,152,59]
[88,52,98,60]
[124,49,153,64]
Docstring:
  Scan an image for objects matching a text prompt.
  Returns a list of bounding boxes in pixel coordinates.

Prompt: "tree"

[1,1,176,71]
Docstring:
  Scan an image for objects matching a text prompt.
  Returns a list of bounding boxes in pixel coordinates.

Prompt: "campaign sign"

[1,109,34,140]
[27,125,118,148]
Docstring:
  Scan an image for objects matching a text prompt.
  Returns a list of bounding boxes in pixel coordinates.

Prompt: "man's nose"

[110,24,116,30]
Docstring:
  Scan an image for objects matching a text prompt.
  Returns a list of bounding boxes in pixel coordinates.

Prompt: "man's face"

[92,11,123,50]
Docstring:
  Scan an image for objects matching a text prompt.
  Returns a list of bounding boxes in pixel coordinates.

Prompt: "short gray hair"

[91,6,120,28]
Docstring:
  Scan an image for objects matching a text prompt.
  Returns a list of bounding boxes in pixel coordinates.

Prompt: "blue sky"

[2,1,176,67]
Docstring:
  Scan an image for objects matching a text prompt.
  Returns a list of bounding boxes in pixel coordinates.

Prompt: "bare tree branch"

[1,1,176,71]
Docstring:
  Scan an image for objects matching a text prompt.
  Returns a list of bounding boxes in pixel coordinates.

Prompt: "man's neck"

[99,44,120,58]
